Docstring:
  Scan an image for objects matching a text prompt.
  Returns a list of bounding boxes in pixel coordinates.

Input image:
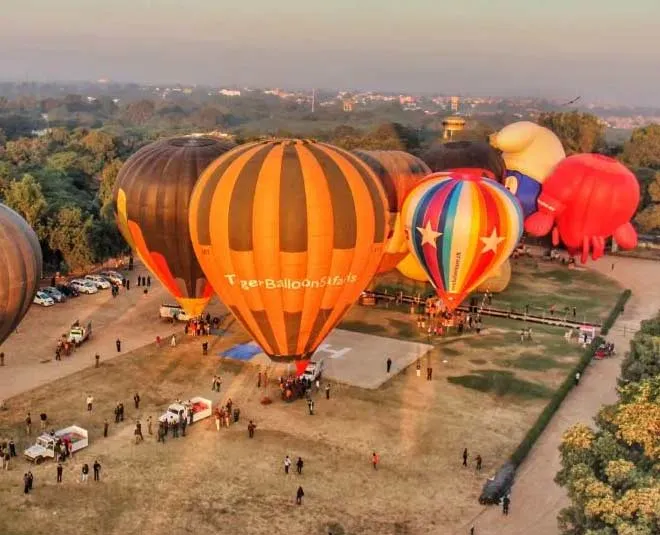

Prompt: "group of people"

[1,438,17,470]
[213,399,237,431]
[279,375,316,402]
[416,305,483,338]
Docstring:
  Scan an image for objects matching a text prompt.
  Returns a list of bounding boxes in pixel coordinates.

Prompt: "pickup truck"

[158,396,212,425]
[24,425,89,464]
[301,359,325,382]
[68,321,92,345]
[160,303,192,322]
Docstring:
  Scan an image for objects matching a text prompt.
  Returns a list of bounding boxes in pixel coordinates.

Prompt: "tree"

[2,173,48,239]
[98,158,123,208]
[538,111,605,154]
[621,124,660,169]
[634,170,660,233]
[4,137,48,167]
[121,99,156,125]
[620,314,660,385]
[0,127,6,147]
[47,206,94,271]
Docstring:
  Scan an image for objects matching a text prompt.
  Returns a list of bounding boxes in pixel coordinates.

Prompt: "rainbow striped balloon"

[402,170,523,310]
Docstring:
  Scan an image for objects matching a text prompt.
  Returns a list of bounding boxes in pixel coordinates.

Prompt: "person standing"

[296,457,304,475]
[86,395,94,411]
[248,420,256,438]
[136,420,143,442]
[462,448,468,467]
[93,460,101,481]
[3,450,9,470]
[56,463,63,483]
[427,367,433,381]
[40,412,47,431]
[25,413,32,436]
[147,416,153,435]
[157,423,166,444]
[170,335,177,348]
[296,486,304,505]
[284,456,291,474]
[23,473,30,494]
[171,417,179,438]
[574,371,581,386]
[126,279,130,290]
[95,353,100,368]
[386,357,392,373]
[133,393,140,409]
[0,352,4,366]
[81,464,89,482]
[502,495,510,515]
[214,410,221,432]
[181,417,187,437]
[325,384,330,400]
[475,455,482,471]
[27,471,33,490]
[147,276,151,287]
[416,361,421,377]
[372,452,379,470]
[116,339,121,353]
[257,372,262,388]
[9,438,16,457]
[103,419,109,438]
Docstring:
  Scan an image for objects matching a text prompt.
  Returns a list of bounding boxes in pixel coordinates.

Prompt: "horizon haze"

[0,0,659,106]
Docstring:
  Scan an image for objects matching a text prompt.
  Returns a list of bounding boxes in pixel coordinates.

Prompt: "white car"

[70,279,99,294]
[302,359,325,382]
[33,291,55,307]
[99,271,124,286]
[84,275,111,289]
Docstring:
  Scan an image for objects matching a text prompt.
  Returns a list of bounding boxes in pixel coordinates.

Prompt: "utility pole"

[311,88,316,113]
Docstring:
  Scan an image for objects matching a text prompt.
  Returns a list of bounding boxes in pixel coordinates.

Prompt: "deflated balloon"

[396,253,429,283]
[189,140,389,364]
[114,136,234,316]
[525,154,640,263]
[402,170,523,311]
[352,150,430,273]
[0,203,42,346]
[475,259,511,293]
[422,141,505,181]
[490,121,565,219]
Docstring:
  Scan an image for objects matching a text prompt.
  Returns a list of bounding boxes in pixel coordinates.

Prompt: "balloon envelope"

[189,139,389,362]
[352,150,430,273]
[475,258,511,293]
[402,170,523,311]
[396,253,429,283]
[0,203,42,346]
[114,136,234,316]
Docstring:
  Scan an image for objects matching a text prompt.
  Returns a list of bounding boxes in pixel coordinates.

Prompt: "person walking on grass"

[56,463,63,483]
[133,393,140,409]
[296,486,304,505]
[574,371,581,386]
[296,457,304,475]
[81,463,89,483]
[386,357,392,373]
[284,456,291,474]
[25,413,32,435]
[147,416,153,435]
[463,448,468,467]
[93,460,101,481]
[116,339,121,353]
[103,419,109,438]
[248,420,256,438]
[502,495,510,515]
[325,384,330,400]
[23,473,30,494]
[372,452,379,470]
[86,395,94,411]
[475,455,482,471]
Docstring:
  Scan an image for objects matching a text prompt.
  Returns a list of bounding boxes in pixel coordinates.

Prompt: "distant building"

[450,96,460,113]
[219,89,241,97]
[342,99,354,112]
[442,116,466,140]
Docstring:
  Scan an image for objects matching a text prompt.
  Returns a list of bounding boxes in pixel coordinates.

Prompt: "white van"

[33,291,55,307]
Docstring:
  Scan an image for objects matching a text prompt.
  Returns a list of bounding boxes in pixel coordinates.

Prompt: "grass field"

[0,259,621,535]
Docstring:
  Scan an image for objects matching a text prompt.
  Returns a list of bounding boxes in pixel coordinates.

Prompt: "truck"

[158,396,212,425]
[301,358,325,382]
[67,321,92,345]
[24,425,89,464]
[159,303,192,322]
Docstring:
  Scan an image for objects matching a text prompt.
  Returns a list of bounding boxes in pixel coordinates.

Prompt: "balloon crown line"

[252,138,322,146]
[427,168,495,181]
[167,137,230,148]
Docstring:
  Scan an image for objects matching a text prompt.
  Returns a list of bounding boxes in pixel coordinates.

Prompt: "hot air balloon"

[352,150,430,273]
[402,170,523,311]
[114,136,234,316]
[422,141,505,181]
[475,259,511,293]
[396,253,429,283]
[489,121,565,219]
[189,140,389,368]
[524,154,640,263]
[0,203,42,347]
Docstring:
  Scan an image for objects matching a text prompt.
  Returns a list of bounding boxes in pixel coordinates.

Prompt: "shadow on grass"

[469,358,488,365]
[496,353,572,371]
[447,370,554,399]
[441,347,461,356]
[339,321,387,335]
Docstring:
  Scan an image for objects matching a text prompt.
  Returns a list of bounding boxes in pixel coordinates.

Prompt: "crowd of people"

[415,297,484,338]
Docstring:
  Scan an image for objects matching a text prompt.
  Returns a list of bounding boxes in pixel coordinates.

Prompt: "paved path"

[465,256,660,535]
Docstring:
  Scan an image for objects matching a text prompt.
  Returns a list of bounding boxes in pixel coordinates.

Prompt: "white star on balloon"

[416,221,443,248]
[480,229,505,253]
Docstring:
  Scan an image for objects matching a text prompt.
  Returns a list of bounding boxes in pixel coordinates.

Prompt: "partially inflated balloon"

[114,136,234,316]
[422,141,505,181]
[402,170,523,311]
[396,253,429,283]
[0,203,42,346]
[475,259,511,293]
[189,140,388,363]
[352,150,430,273]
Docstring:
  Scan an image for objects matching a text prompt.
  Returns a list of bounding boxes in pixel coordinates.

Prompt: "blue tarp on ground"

[219,342,261,361]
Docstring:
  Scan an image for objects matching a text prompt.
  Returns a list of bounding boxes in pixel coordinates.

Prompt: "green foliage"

[538,111,605,154]
[337,320,387,335]
[2,173,49,239]
[621,124,660,169]
[98,158,124,208]
[447,369,554,399]
[47,206,94,271]
[620,313,660,385]
[600,290,632,335]
[497,354,572,371]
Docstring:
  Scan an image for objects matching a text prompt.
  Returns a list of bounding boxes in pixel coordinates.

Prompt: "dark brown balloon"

[422,141,506,181]
[0,203,42,346]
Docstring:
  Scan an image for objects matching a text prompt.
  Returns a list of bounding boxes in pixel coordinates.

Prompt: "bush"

[600,289,632,335]
[509,336,602,467]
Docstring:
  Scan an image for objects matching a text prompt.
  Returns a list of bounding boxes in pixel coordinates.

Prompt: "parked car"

[84,275,111,289]
[99,271,124,286]
[33,291,55,307]
[70,279,99,295]
[302,359,325,382]
[42,286,66,303]
[56,283,80,298]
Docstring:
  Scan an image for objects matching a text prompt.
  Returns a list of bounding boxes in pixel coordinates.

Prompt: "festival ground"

[0,255,627,535]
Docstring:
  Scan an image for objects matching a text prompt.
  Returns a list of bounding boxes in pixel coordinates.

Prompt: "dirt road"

[465,256,660,535]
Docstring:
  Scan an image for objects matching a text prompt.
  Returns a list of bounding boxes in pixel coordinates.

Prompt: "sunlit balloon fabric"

[475,258,511,293]
[114,136,234,316]
[189,139,388,361]
[396,253,429,283]
[402,171,523,311]
[0,203,42,346]
[352,150,430,273]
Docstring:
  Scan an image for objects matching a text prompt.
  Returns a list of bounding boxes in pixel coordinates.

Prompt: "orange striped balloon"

[353,150,430,273]
[189,140,389,362]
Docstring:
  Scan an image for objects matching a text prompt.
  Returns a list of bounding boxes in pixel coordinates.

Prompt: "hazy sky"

[1,0,659,105]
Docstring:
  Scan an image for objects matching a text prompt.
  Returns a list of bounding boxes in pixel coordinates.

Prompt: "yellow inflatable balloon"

[489,121,565,219]
[396,253,429,283]
[475,259,511,293]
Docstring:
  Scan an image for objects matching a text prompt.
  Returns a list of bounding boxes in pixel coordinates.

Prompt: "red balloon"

[525,154,640,263]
